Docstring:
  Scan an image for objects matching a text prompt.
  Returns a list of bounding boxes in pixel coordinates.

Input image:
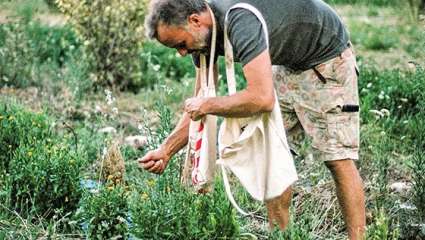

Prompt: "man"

[138,0,365,239]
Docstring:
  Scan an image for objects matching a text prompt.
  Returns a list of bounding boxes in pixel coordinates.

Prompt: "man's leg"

[265,186,293,230]
[325,159,365,240]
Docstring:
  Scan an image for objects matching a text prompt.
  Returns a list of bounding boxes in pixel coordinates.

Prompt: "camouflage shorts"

[273,47,360,161]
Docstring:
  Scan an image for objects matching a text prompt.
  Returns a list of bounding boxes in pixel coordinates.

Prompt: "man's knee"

[325,158,356,173]
[324,159,362,183]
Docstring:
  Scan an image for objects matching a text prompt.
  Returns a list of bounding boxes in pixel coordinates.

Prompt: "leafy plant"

[77,185,129,239]
[57,0,147,91]
[0,102,83,219]
[129,181,239,239]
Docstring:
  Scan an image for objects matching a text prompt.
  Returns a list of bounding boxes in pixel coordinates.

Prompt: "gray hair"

[144,0,207,39]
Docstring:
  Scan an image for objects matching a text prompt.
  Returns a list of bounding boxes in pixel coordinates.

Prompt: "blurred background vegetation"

[0,0,424,239]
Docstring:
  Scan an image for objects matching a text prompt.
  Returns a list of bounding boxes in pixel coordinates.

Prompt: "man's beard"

[189,28,212,55]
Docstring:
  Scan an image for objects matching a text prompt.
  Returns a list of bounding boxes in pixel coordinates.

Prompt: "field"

[0,0,424,239]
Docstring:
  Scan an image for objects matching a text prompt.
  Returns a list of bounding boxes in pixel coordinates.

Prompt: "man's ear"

[188,13,202,28]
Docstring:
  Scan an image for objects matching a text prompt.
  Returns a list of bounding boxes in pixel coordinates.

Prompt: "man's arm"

[139,64,218,174]
[185,49,274,120]
[162,63,218,157]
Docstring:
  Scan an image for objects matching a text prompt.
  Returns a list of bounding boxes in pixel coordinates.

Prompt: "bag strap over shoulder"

[224,3,269,95]
[201,5,217,92]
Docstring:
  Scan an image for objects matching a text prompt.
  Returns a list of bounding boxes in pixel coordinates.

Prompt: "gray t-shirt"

[193,0,349,71]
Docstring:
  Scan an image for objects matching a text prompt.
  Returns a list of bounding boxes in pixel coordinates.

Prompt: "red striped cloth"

[191,121,204,184]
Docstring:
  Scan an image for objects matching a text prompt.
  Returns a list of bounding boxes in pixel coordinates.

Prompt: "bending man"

[139,0,365,239]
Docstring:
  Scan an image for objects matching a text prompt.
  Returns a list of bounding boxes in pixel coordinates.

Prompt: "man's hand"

[184,97,208,121]
[138,147,171,174]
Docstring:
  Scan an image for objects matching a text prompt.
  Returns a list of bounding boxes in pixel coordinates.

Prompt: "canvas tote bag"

[217,3,298,211]
[181,5,218,192]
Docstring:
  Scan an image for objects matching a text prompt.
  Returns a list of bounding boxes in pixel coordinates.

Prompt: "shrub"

[0,102,83,218]
[77,185,129,239]
[0,103,52,173]
[8,143,82,218]
[129,181,240,239]
[57,0,147,91]
[0,21,39,88]
[0,18,79,88]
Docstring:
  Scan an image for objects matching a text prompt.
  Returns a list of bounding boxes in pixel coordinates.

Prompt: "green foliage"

[77,186,128,239]
[359,67,425,122]
[129,181,239,239]
[269,215,313,240]
[57,0,147,91]
[0,102,83,218]
[410,150,425,222]
[350,24,398,51]
[121,103,239,239]
[0,18,79,88]
[44,0,58,10]
[8,142,82,218]
[0,21,40,88]
[140,41,196,86]
[366,208,399,240]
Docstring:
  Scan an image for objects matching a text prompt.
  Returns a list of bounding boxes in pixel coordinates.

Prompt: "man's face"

[157,22,211,56]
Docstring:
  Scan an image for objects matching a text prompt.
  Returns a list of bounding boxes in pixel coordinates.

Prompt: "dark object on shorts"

[341,104,359,112]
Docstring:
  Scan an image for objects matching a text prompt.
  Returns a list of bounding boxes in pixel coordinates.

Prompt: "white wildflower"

[153,64,160,71]
[95,105,102,113]
[380,108,390,116]
[400,203,416,210]
[369,109,384,118]
[367,83,372,88]
[104,89,115,105]
[101,146,108,159]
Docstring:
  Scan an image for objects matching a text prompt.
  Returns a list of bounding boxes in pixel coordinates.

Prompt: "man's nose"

[177,49,188,56]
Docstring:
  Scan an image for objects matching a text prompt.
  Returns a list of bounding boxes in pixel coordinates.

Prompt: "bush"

[0,19,79,88]
[129,181,240,239]
[0,102,83,218]
[57,0,147,91]
[77,185,129,239]
[0,21,40,88]
[0,104,52,173]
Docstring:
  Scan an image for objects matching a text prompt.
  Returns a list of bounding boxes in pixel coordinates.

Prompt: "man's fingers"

[148,160,163,172]
[141,160,155,169]
[138,152,154,163]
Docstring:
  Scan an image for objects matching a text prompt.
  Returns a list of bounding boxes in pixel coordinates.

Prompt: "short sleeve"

[226,8,268,66]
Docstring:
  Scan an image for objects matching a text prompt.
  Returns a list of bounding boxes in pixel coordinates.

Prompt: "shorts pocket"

[326,112,359,148]
[314,58,346,88]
